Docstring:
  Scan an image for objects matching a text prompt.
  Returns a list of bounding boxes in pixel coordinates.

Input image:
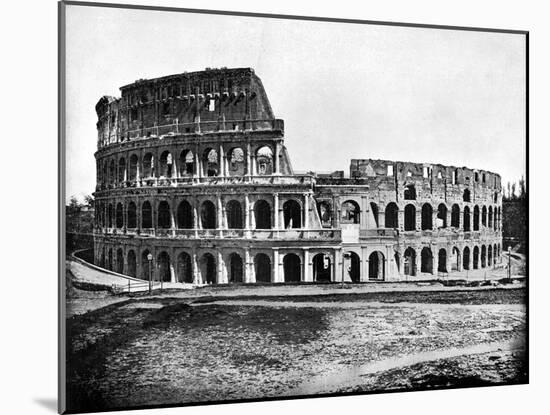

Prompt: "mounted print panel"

[59,1,528,413]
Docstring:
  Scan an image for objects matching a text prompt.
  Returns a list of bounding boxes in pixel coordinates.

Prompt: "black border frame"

[58,1,529,413]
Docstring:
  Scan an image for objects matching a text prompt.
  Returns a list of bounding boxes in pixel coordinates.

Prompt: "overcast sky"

[65,5,526,202]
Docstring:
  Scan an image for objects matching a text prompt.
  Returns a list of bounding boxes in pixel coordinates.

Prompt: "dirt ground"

[65,287,526,413]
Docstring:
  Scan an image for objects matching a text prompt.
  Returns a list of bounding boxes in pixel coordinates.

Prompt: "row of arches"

[97,246,389,283]
[99,144,279,186]
[401,243,502,276]
[97,198,303,230]
[330,200,500,232]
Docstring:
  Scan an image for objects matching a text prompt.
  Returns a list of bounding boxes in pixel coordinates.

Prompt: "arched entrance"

[473,246,479,269]
[438,249,447,273]
[481,245,487,268]
[344,251,361,282]
[254,253,271,283]
[421,247,433,274]
[141,250,151,280]
[404,247,416,276]
[177,200,193,229]
[384,202,398,228]
[283,253,301,282]
[157,201,171,229]
[451,247,461,271]
[404,204,416,231]
[116,248,124,274]
[283,200,301,228]
[228,253,244,283]
[177,252,193,283]
[368,251,385,280]
[463,247,470,270]
[200,253,216,284]
[226,200,243,229]
[200,201,216,229]
[254,200,271,229]
[421,203,433,230]
[127,250,136,278]
[341,200,360,224]
[157,251,171,282]
[312,253,331,282]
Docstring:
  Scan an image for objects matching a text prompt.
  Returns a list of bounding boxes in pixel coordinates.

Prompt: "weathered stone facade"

[93,67,503,284]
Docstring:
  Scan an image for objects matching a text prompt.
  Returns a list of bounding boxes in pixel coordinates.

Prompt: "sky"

[65,4,526,202]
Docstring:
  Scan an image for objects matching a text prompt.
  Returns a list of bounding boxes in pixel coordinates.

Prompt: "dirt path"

[291,337,525,395]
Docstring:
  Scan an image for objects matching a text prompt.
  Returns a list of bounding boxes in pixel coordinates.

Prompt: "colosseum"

[93,67,503,285]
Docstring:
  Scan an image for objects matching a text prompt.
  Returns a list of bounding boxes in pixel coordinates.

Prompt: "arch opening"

[177,252,193,283]
[368,251,385,280]
[157,201,171,229]
[254,200,271,229]
[421,247,433,274]
[313,253,332,282]
[283,253,301,282]
[200,201,216,229]
[283,200,302,229]
[228,253,244,283]
[254,253,271,283]
[421,203,433,230]
[385,202,399,229]
[404,247,416,276]
[226,200,244,229]
[404,204,416,231]
[341,200,360,224]
[177,200,193,229]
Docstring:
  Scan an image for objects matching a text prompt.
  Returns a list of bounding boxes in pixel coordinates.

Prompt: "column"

[361,247,369,282]
[304,193,310,229]
[219,144,225,178]
[245,248,253,283]
[136,149,142,187]
[303,249,310,282]
[432,210,438,231]
[399,208,405,232]
[273,193,279,230]
[335,249,342,283]
[378,210,385,230]
[360,196,368,230]
[195,150,202,180]
[244,193,250,230]
[246,142,252,178]
[273,249,280,283]
[432,247,439,276]
[468,247,474,270]
[193,201,200,238]
[170,198,176,237]
[414,248,421,276]
[170,260,176,284]
[217,251,226,284]
[171,146,178,179]
[192,250,200,284]
[274,141,280,175]
[217,195,223,236]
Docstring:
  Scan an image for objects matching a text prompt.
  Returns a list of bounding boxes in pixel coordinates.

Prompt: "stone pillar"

[217,251,225,284]
[245,248,253,283]
[217,195,223,235]
[360,196,368,230]
[170,198,176,237]
[378,210,385,229]
[170,261,176,284]
[246,142,252,178]
[304,193,310,229]
[273,249,280,283]
[171,147,178,180]
[274,141,280,175]
[414,248,421,276]
[361,247,369,282]
[334,249,342,283]
[219,144,225,178]
[136,152,141,187]
[192,250,199,284]
[398,208,405,232]
[195,151,202,179]
[303,249,310,282]
[244,194,250,231]
[432,247,439,276]
[415,206,421,231]
[193,202,200,238]
[432,210,438,231]
[468,247,474,270]
[273,193,279,230]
